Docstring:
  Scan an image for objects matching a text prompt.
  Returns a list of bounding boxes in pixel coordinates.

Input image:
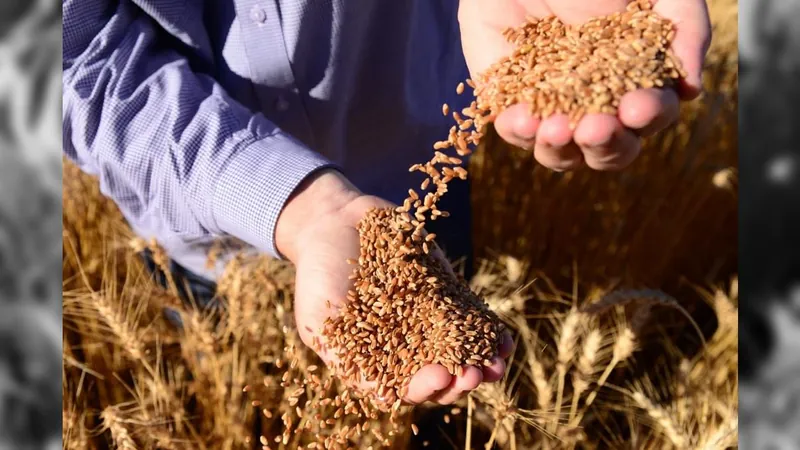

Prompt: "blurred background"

[738,0,800,447]
[0,0,62,448]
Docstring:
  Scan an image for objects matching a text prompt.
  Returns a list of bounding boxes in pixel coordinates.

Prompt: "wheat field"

[62,1,738,448]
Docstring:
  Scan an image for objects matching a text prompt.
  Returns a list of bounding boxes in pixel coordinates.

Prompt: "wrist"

[275,168,361,263]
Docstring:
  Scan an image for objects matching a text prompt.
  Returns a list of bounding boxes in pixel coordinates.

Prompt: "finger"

[457,2,524,77]
[653,0,713,100]
[495,104,541,150]
[481,356,507,383]
[573,114,641,170]
[547,0,629,25]
[534,114,583,171]
[618,88,680,136]
[404,364,453,405]
[432,366,484,405]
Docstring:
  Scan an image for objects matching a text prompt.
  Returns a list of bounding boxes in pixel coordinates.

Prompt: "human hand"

[458,0,712,171]
[276,169,513,405]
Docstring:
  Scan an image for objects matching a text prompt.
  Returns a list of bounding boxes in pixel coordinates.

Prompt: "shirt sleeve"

[62,0,335,259]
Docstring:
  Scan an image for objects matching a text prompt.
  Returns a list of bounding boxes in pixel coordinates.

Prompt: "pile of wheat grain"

[319,145,505,408]
[319,207,504,403]
[251,90,510,449]
[468,0,738,292]
[317,0,684,403]
[458,0,684,132]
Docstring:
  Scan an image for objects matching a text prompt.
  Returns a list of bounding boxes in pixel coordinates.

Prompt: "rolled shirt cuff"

[212,134,339,259]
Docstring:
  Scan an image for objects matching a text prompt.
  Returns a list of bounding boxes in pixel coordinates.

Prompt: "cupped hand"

[277,171,512,405]
[458,0,712,171]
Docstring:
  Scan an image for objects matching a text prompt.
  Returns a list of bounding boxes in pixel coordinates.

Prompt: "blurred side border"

[0,0,63,449]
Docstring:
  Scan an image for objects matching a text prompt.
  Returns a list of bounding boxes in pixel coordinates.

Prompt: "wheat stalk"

[101,406,139,450]
[552,308,582,433]
[569,328,603,422]
[572,325,637,428]
[699,416,738,450]
[630,391,687,448]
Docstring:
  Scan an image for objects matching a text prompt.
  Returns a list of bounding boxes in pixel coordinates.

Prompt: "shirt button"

[275,96,290,112]
[250,6,267,23]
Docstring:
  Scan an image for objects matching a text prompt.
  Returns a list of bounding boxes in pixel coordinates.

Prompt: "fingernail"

[583,141,613,154]
[584,138,612,151]
[513,124,537,141]
[583,127,620,150]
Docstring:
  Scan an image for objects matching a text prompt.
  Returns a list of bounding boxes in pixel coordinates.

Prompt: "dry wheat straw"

[699,416,737,450]
[319,57,509,406]
[572,326,636,427]
[93,292,147,362]
[101,407,138,450]
[552,308,582,432]
[631,391,687,448]
[470,0,684,130]
[316,2,684,412]
[569,328,603,422]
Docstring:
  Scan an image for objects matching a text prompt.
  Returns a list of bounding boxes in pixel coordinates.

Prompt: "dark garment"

[423,178,474,280]
[140,248,219,327]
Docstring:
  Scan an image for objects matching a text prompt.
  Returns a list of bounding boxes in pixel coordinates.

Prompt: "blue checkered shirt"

[62,0,471,280]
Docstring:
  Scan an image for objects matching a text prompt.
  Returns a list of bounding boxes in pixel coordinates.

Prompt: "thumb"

[545,0,629,25]
[654,0,712,100]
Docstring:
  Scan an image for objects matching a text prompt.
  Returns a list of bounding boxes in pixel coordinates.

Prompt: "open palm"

[458,0,711,171]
